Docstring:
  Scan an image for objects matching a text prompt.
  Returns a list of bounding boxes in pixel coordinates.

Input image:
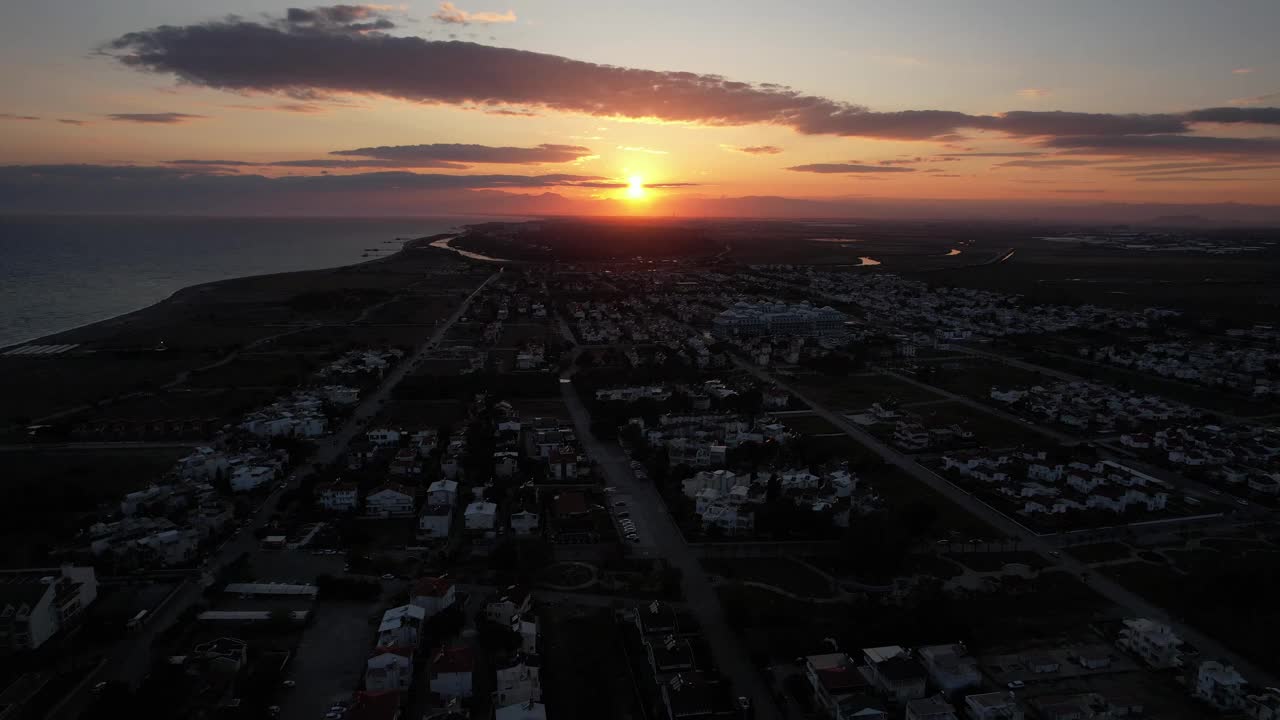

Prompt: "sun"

[627,175,646,200]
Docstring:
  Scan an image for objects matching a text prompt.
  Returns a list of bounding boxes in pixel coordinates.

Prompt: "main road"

[51,270,498,720]
[558,372,780,720]
[732,354,1280,688]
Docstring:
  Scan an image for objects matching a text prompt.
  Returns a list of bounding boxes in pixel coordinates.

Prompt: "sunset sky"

[2,1,1278,218]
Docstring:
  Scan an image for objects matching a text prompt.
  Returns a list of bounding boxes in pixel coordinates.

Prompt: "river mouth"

[429,235,511,262]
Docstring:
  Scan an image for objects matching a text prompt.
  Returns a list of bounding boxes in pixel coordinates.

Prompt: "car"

[1210,489,1223,496]
[1007,680,1025,689]
[1236,498,1249,506]
[267,706,281,716]
[602,486,617,494]
[935,539,949,545]
[281,679,296,688]
[91,681,108,695]
[325,714,343,720]
[381,573,396,580]
[1048,551,1060,558]
[613,501,627,507]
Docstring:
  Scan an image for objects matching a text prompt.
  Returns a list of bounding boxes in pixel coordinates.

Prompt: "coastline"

[0,231,460,353]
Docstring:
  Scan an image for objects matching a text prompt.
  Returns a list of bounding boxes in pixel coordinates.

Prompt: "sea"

[0,215,500,348]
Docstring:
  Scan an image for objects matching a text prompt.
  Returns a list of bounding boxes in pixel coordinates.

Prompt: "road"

[733,355,1280,688]
[559,372,780,720]
[50,271,498,720]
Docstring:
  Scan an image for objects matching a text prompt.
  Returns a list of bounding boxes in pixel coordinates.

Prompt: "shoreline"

[0,231,462,353]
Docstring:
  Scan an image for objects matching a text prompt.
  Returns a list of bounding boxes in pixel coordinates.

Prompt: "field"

[792,371,945,410]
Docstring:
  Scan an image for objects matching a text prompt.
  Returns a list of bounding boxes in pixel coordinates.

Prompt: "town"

[1,224,1279,720]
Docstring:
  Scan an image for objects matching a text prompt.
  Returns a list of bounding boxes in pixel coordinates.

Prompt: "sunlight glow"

[627,175,646,200]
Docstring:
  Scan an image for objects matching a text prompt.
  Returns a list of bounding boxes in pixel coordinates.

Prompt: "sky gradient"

[2,1,1279,219]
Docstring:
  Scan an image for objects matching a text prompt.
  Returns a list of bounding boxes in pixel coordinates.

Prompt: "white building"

[417,505,453,541]
[465,501,498,531]
[427,479,459,506]
[230,465,276,493]
[411,577,456,618]
[135,529,198,567]
[378,604,426,648]
[1195,660,1247,710]
[318,481,360,512]
[430,646,475,699]
[493,656,542,707]
[365,484,416,518]
[366,646,414,691]
[0,566,98,651]
[510,509,540,537]
[1118,618,1183,669]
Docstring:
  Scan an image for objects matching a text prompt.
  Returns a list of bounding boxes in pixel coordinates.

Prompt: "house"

[492,655,542,706]
[389,449,422,477]
[486,587,532,625]
[658,673,741,720]
[367,428,402,447]
[411,577,456,619]
[1117,618,1183,668]
[964,692,1024,720]
[804,653,875,719]
[230,465,276,492]
[510,508,540,536]
[430,646,476,699]
[378,604,426,648]
[465,501,498,532]
[1194,660,1246,710]
[906,696,957,720]
[366,484,416,518]
[0,566,98,651]
[135,529,198,567]
[495,451,520,479]
[917,644,981,693]
[417,505,453,541]
[319,481,360,512]
[427,479,459,506]
[366,646,414,691]
[863,647,927,703]
[512,614,538,655]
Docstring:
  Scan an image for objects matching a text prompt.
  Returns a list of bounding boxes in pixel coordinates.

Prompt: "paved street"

[559,370,781,720]
[50,271,498,720]
[734,355,1280,688]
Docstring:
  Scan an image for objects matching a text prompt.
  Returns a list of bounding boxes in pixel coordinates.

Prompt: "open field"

[791,371,945,410]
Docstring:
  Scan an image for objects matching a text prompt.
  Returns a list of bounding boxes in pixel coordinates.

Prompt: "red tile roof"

[413,576,454,598]
[347,690,402,720]
[432,646,475,674]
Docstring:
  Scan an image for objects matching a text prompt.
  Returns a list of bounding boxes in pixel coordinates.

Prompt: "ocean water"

[0,215,490,348]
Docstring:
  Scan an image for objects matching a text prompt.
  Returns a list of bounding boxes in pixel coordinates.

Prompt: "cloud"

[616,145,668,155]
[725,145,783,155]
[1230,92,1280,107]
[331,142,594,164]
[1047,134,1280,157]
[1052,189,1106,193]
[431,2,516,25]
[995,158,1107,169]
[284,5,398,33]
[938,151,1044,158]
[1115,163,1280,177]
[1017,88,1051,98]
[108,112,206,124]
[57,118,88,126]
[570,180,701,189]
[786,163,915,174]
[0,113,41,121]
[1232,68,1255,75]
[225,102,329,113]
[1182,107,1280,125]
[1133,176,1258,183]
[104,11,1280,143]
[166,159,260,166]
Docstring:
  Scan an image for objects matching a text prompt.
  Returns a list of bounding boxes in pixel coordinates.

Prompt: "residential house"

[917,644,981,693]
[366,646,414,691]
[230,465,276,492]
[430,646,476,700]
[964,692,1024,720]
[510,508,540,537]
[906,696,957,720]
[410,577,456,619]
[427,479,459,506]
[492,655,542,706]
[863,647,927,703]
[465,501,498,532]
[1194,660,1246,710]
[1117,618,1183,668]
[319,481,360,512]
[512,614,538,655]
[366,484,416,518]
[804,653,875,719]
[417,505,453,542]
[485,587,532,626]
[378,604,426,648]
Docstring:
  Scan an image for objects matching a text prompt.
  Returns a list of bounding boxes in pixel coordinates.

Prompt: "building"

[485,588,532,625]
[1245,688,1280,720]
[378,604,426,648]
[366,646,414,691]
[430,646,475,699]
[1117,618,1183,668]
[135,528,198,567]
[964,692,1024,720]
[417,505,453,541]
[1194,660,1247,710]
[465,501,498,532]
[712,301,848,338]
[319,481,360,512]
[0,566,98,651]
[427,480,459,506]
[512,614,538,655]
[510,508,540,537]
[495,701,546,720]
[803,653,875,719]
[365,484,416,518]
[917,644,981,693]
[493,655,542,706]
[906,696,957,720]
[230,465,276,493]
[863,647,927,703]
[411,577,457,619]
